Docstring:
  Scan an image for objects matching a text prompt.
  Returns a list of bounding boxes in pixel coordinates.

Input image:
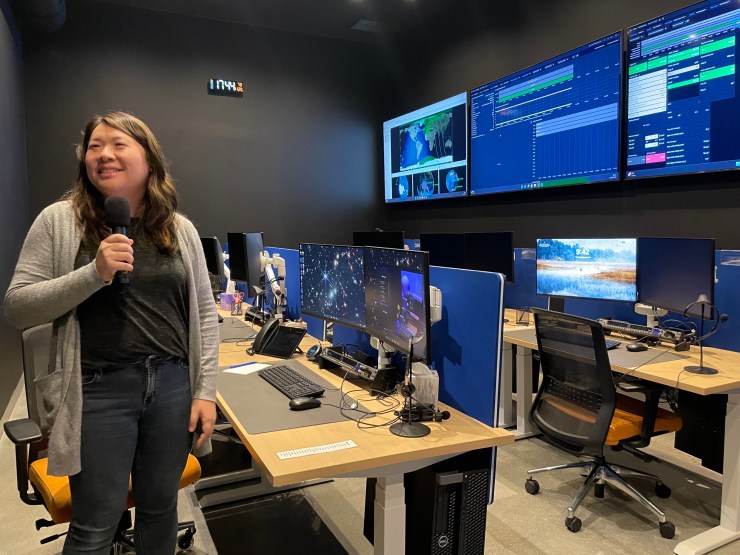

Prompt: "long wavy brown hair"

[64,111,179,254]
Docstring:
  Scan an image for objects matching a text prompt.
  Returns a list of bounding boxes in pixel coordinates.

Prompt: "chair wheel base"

[525,478,540,495]
[565,516,582,533]
[177,525,196,550]
[660,521,675,539]
[655,483,671,499]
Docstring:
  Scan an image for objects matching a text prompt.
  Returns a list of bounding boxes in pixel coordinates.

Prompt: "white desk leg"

[515,346,536,439]
[675,392,740,555]
[374,474,406,555]
[499,342,514,427]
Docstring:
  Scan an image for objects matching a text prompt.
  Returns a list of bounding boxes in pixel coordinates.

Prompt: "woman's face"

[85,123,150,210]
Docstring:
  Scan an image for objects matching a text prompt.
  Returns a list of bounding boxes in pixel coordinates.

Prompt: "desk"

[216,319,514,555]
[501,322,740,555]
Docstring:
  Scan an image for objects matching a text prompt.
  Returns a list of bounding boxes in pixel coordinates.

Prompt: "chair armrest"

[4,418,42,444]
[616,379,665,448]
[3,418,44,506]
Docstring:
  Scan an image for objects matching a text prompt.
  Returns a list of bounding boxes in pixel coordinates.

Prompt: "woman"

[4,111,219,554]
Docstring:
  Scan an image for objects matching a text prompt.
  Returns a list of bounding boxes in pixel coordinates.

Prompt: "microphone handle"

[113,225,130,284]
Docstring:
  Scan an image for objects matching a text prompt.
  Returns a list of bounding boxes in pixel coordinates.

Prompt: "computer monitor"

[625,0,740,179]
[470,31,622,195]
[298,243,366,330]
[226,232,264,297]
[536,238,638,303]
[383,92,468,202]
[464,232,515,283]
[419,233,466,268]
[353,230,405,250]
[637,237,716,318]
[200,236,226,292]
[364,247,431,363]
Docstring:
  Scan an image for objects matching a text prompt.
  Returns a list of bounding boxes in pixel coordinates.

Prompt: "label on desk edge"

[276,439,358,460]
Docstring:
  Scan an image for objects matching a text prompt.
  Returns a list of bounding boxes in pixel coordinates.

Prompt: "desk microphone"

[104,196,131,284]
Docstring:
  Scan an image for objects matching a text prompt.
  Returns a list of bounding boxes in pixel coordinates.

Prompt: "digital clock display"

[208,78,244,98]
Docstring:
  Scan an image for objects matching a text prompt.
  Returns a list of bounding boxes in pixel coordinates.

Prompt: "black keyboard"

[546,329,620,350]
[605,339,621,350]
[258,365,325,399]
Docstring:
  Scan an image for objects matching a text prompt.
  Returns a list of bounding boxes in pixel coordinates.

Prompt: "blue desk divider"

[429,266,505,503]
[705,250,740,351]
[265,246,301,321]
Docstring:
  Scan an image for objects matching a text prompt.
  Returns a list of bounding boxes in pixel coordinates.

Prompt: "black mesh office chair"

[524,308,682,538]
[3,323,201,552]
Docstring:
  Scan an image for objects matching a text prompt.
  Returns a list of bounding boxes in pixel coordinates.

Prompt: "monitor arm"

[262,251,287,320]
[429,285,442,325]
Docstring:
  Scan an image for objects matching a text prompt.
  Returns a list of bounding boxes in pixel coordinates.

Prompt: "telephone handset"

[249,317,281,355]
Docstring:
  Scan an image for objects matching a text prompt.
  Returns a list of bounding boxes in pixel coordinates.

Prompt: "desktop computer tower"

[363,450,490,555]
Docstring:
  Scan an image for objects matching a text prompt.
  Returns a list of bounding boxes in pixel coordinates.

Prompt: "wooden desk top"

[216,313,514,487]
[501,311,740,396]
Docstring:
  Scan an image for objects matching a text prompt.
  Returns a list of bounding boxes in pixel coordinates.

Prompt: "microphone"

[103,196,131,284]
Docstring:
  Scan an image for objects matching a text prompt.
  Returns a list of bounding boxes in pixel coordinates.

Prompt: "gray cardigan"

[4,200,219,476]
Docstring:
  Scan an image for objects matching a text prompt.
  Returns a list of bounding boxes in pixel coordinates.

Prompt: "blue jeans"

[63,356,192,555]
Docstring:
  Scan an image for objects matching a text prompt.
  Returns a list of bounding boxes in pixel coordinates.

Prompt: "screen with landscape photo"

[536,238,637,302]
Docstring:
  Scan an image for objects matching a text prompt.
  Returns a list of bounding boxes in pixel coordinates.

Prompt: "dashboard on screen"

[626,0,740,179]
[383,92,468,203]
[470,32,622,195]
[536,238,638,302]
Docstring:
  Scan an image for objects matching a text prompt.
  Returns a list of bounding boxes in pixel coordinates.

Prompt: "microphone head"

[720,314,729,323]
[104,196,131,228]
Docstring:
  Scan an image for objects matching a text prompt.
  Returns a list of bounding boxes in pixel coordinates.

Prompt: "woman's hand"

[95,234,134,282]
[189,399,217,450]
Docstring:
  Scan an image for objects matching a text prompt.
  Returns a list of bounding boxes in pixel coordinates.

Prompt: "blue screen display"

[470,32,622,195]
[626,0,740,178]
[299,243,366,330]
[383,93,468,203]
[536,238,637,302]
[364,248,431,362]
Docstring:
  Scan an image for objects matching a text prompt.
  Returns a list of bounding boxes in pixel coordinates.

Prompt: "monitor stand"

[547,296,565,313]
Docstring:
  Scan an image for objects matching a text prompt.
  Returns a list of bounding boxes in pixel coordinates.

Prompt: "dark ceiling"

[89,0,464,42]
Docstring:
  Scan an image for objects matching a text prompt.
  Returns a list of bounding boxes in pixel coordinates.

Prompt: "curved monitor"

[383,92,468,203]
[364,247,431,363]
[470,31,622,195]
[626,0,740,179]
[299,243,366,330]
[536,238,637,302]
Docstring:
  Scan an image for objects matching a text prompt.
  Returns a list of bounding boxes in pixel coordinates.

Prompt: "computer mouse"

[288,397,322,410]
[626,343,648,352]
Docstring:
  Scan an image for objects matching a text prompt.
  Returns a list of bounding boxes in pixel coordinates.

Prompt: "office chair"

[3,323,202,553]
[524,309,682,539]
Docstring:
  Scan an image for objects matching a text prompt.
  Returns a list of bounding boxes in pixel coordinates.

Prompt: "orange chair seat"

[542,393,682,447]
[28,454,202,524]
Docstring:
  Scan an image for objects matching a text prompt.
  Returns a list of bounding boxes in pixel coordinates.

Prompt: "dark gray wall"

[379,0,740,249]
[22,0,390,248]
[0,0,27,418]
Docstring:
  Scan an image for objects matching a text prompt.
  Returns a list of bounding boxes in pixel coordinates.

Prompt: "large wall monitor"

[637,237,716,318]
[364,247,431,363]
[383,92,468,203]
[298,243,366,330]
[470,32,622,195]
[536,238,638,302]
[626,0,740,179]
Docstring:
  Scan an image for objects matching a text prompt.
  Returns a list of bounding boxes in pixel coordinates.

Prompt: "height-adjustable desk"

[501,322,740,555]
[216,324,514,555]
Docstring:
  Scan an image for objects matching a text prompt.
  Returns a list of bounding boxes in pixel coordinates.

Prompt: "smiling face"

[84,123,150,214]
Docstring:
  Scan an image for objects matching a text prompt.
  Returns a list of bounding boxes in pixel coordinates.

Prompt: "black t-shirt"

[75,222,189,367]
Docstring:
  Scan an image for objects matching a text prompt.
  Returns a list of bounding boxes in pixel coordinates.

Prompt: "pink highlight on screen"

[645,153,666,164]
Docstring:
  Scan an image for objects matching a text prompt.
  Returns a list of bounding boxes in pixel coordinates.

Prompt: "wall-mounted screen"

[383,92,468,203]
[626,0,740,178]
[470,32,622,195]
[536,238,638,302]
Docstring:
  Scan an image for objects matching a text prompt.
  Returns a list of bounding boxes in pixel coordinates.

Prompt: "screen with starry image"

[299,243,366,330]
